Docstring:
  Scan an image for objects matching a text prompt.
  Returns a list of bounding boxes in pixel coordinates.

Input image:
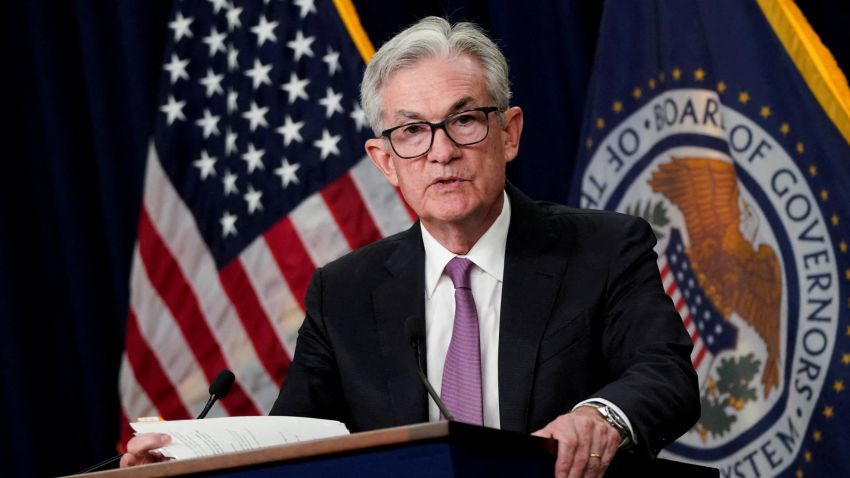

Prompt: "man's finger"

[119,453,136,468]
[553,420,581,478]
[566,418,593,478]
[598,427,621,476]
[126,433,171,454]
[582,422,606,478]
[555,429,578,478]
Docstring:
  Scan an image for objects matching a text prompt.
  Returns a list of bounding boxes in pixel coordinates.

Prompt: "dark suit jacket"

[271,184,699,459]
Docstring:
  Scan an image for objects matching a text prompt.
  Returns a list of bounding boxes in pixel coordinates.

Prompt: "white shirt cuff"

[572,397,637,446]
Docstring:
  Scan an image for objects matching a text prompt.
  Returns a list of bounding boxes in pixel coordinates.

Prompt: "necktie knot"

[445,257,473,290]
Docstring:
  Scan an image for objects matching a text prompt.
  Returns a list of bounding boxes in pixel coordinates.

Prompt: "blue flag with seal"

[570,1,850,476]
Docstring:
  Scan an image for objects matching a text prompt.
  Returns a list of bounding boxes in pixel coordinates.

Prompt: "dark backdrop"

[0,1,846,476]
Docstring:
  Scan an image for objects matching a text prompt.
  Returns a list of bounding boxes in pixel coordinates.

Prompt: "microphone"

[197,369,235,419]
[78,369,236,474]
[404,316,454,421]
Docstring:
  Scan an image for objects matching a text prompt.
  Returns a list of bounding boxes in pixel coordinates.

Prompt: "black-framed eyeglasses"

[380,106,502,159]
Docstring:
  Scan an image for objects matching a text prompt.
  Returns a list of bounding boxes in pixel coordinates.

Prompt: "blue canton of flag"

[157,0,371,265]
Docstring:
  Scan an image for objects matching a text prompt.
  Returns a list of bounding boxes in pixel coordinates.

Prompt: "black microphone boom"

[404,316,454,421]
[78,369,236,474]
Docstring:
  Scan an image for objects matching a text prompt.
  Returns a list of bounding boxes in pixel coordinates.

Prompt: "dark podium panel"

[75,421,717,477]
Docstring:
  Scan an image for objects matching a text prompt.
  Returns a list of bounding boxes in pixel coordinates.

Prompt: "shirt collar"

[422,191,511,298]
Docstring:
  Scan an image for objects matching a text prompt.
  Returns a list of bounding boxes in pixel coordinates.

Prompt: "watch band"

[577,401,631,446]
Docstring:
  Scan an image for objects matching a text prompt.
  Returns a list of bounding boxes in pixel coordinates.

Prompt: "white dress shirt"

[422,192,510,428]
[420,191,636,443]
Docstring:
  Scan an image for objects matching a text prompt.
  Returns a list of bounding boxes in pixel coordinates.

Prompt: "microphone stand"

[411,336,455,421]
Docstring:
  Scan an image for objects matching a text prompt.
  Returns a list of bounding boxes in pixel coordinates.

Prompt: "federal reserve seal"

[578,84,841,476]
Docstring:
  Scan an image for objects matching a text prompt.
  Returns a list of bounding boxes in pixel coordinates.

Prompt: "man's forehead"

[381,55,488,119]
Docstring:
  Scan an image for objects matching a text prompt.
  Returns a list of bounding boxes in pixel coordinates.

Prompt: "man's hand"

[119,433,172,468]
[532,407,621,478]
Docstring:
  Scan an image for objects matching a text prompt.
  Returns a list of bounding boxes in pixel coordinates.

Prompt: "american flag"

[118,0,414,444]
[657,229,738,380]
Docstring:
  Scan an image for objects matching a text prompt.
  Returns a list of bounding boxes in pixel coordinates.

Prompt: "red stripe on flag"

[264,217,315,310]
[321,173,383,249]
[659,264,670,278]
[124,309,192,421]
[665,281,676,297]
[137,207,262,416]
[693,345,708,368]
[675,297,685,311]
[219,258,291,385]
[682,314,693,329]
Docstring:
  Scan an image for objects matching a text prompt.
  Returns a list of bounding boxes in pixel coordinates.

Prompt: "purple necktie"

[440,257,483,425]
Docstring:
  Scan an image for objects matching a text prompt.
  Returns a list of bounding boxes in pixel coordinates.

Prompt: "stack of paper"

[130,416,350,460]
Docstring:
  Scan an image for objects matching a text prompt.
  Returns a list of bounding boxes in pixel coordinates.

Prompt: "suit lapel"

[372,223,429,425]
[498,185,569,433]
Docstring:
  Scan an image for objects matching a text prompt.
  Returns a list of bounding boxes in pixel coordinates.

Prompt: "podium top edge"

[68,421,551,478]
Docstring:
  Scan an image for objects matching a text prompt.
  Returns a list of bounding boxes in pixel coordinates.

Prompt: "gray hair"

[360,16,511,135]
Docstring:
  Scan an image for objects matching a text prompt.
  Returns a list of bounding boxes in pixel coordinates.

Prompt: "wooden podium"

[76,421,717,477]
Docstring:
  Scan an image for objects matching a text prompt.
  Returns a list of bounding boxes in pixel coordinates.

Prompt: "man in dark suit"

[123,16,699,478]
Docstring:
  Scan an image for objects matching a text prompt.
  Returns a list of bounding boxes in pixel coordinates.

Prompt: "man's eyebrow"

[392,110,424,121]
[448,96,474,112]
[390,97,477,123]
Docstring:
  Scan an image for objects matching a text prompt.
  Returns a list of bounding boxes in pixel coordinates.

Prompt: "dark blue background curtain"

[0,1,846,476]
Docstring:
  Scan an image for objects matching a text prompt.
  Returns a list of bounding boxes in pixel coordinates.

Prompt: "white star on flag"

[245,59,272,89]
[227,88,239,113]
[280,73,310,104]
[293,0,317,19]
[222,169,239,196]
[225,127,238,156]
[219,210,237,237]
[164,54,190,84]
[349,102,368,131]
[241,143,265,173]
[313,129,341,159]
[318,87,344,118]
[160,95,186,125]
[322,47,341,75]
[199,69,224,97]
[225,5,243,31]
[274,158,301,187]
[196,109,221,138]
[251,15,279,46]
[287,30,315,61]
[168,12,194,41]
[227,44,240,71]
[242,101,269,131]
[276,116,305,146]
[193,150,217,180]
[243,185,264,214]
[202,26,227,57]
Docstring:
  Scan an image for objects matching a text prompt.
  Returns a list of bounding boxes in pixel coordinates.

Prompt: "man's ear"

[365,138,399,187]
[500,106,524,163]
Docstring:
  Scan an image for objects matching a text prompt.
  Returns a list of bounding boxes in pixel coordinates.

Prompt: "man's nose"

[427,127,460,163]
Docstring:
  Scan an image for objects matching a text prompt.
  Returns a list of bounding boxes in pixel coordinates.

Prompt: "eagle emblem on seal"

[649,157,783,397]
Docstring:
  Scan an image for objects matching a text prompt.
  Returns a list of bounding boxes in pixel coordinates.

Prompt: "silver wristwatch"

[578,401,632,447]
